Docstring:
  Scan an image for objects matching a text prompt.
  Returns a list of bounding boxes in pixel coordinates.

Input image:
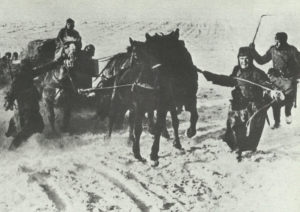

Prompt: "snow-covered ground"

[0,19,300,212]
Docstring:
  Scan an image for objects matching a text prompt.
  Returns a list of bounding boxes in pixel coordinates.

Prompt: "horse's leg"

[236,146,243,162]
[42,86,57,133]
[148,111,155,135]
[148,110,170,139]
[186,99,198,138]
[161,118,170,139]
[61,90,72,132]
[106,82,119,139]
[115,106,126,130]
[150,108,167,166]
[61,102,71,132]
[5,117,17,137]
[170,109,181,149]
[132,107,146,162]
[107,98,118,139]
[45,97,56,133]
[128,110,135,145]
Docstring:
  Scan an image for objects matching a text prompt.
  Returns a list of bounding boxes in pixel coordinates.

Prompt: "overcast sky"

[1,0,300,23]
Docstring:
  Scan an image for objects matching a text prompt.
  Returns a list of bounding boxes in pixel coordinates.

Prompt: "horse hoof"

[186,128,196,138]
[127,135,135,144]
[236,154,242,162]
[8,144,16,151]
[162,129,170,139]
[150,160,159,167]
[104,135,111,141]
[134,154,146,163]
[127,139,132,146]
[173,141,182,150]
[150,152,159,162]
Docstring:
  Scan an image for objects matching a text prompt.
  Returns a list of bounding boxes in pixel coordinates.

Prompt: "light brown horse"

[41,42,79,132]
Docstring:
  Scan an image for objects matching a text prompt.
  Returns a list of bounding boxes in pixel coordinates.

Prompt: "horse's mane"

[101,52,131,79]
[21,38,56,66]
[146,31,195,71]
[145,30,198,87]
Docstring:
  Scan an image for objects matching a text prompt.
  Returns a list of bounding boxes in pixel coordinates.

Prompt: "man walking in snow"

[4,59,44,150]
[249,32,300,128]
[202,47,274,160]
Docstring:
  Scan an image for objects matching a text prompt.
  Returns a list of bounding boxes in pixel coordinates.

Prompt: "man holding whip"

[249,15,300,128]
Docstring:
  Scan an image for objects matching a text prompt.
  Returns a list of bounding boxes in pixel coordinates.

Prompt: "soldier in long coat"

[202,47,273,160]
[249,32,300,128]
[4,59,44,150]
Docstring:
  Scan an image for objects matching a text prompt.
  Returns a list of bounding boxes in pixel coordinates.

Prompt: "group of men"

[250,32,299,128]
[0,51,19,83]
[1,52,19,62]
[3,19,299,157]
[203,32,300,158]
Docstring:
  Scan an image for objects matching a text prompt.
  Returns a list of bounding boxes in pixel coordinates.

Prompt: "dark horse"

[144,29,199,138]
[94,48,170,140]
[108,29,199,165]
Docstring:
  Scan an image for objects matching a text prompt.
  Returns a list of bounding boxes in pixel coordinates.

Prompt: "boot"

[286,115,292,124]
[271,122,280,129]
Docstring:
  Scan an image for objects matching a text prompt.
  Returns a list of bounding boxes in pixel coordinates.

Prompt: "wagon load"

[20,38,57,66]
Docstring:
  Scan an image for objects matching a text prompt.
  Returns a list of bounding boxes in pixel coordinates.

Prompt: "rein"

[93,50,136,84]
[245,99,276,136]
[233,77,272,91]
[78,82,156,94]
[94,54,118,62]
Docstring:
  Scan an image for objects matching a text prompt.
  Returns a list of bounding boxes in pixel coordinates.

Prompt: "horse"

[94,47,170,140]
[144,29,199,138]
[104,37,183,166]
[40,41,80,132]
[123,30,199,165]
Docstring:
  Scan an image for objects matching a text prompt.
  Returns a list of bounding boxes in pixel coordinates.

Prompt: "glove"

[249,42,255,49]
[270,90,285,101]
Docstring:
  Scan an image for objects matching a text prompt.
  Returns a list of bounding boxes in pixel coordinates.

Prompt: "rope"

[78,83,133,93]
[94,54,118,62]
[233,77,273,91]
[245,99,276,136]
[78,81,157,94]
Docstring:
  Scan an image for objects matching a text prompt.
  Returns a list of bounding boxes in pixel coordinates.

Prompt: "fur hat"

[84,44,95,57]
[238,47,251,58]
[66,18,75,24]
[275,32,288,44]
[268,68,282,77]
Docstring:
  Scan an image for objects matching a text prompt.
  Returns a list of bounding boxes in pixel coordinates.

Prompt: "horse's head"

[63,42,78,68]
[144,29,194,73]
[239,109,249,123]
[128,37,161,89]
[268,68,282,78]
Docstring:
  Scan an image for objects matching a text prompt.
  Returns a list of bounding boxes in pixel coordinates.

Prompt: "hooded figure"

[203,47,272,160]
[4,59,44,150]
[55,18,82,61]
[249,32,300,128]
